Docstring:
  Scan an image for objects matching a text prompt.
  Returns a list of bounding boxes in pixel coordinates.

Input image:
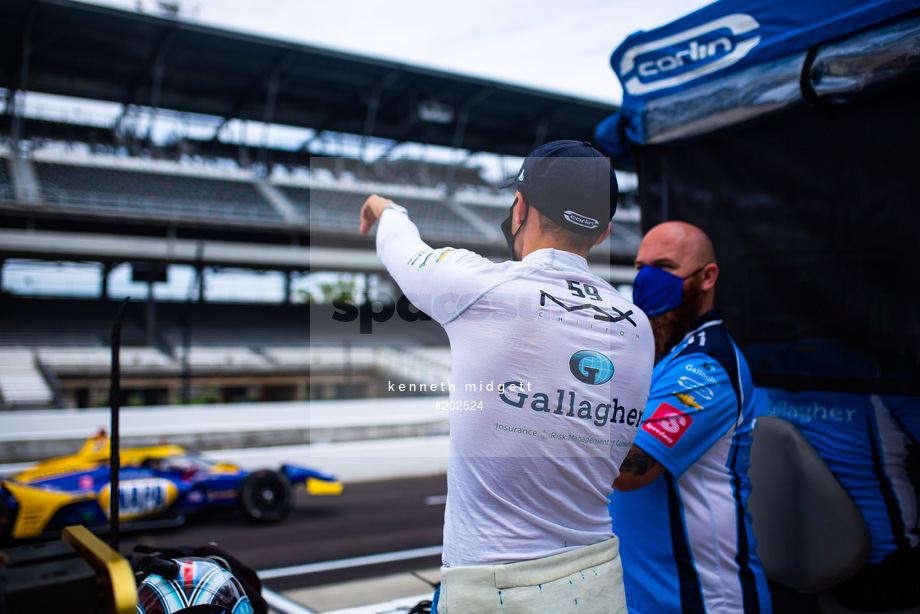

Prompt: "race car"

[0,431,342,543]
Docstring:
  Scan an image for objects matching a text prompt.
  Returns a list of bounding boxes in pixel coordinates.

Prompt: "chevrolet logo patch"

[672,392,703,410]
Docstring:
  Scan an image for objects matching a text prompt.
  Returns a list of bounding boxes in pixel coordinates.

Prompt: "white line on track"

[258,545,443,580]
[424,494,447,506]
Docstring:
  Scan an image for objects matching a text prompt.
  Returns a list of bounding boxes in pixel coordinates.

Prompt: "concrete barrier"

[203,437,450,483]
[0,397,451,481]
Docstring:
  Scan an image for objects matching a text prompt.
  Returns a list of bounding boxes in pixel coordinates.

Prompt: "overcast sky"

[77,0,713,105]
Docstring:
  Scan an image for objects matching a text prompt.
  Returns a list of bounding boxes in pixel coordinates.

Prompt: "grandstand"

[0,0,641,410]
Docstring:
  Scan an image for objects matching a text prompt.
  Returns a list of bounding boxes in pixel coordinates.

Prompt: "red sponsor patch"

[182,560,195,587]
[642,402,693,448]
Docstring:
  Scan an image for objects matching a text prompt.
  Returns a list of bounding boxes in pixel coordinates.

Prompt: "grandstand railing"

[36,187,284,223]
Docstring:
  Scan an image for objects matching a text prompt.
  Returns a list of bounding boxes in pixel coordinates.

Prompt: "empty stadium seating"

[275,184,310,218]
[0,156,13,201]
[0,146,642,410]
[0,296,450,409]
[0,148,644,255]
[33,160,283,223]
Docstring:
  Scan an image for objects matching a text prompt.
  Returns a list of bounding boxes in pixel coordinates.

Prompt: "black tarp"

[635,75,920,394]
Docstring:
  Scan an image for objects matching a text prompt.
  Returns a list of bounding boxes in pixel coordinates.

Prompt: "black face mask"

[500,197,528,261]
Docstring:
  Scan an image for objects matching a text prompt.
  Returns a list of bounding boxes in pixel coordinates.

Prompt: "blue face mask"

[632,265,704,317]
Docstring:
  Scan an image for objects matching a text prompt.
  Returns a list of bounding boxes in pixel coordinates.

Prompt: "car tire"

[238,470,293,523]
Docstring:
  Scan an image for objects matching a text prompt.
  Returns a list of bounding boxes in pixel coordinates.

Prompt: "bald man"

[607,222,773,614]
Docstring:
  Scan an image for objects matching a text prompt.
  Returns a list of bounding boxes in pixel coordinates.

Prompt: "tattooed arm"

[613,444,667,491]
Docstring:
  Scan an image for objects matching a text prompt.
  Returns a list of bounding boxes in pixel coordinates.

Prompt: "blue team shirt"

[609,311,772,614]
[760,389,919,564]
[748,337,920,566]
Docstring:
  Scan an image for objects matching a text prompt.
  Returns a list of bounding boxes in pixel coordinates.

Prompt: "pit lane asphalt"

[116,474,447,592]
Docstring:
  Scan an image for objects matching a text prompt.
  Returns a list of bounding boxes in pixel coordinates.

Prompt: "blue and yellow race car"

[0,431,342,543]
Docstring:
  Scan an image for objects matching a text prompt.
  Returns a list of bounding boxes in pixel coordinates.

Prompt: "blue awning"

[596,0,920,161]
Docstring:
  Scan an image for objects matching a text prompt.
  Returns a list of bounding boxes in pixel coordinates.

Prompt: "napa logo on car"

[618,13,762,96]
[98,478,178,520]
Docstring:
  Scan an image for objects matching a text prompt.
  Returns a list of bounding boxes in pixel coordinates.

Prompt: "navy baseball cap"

[498,140,618,235]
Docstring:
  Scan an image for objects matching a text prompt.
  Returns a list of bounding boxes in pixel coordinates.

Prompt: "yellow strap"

[62,525,137,614]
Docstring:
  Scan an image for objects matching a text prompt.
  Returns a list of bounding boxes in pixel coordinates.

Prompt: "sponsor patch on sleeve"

[642,402,693,448]
[408,249,455,268]
[672,391,703,410]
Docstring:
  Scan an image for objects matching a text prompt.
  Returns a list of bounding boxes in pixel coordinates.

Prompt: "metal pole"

[109,298,129,550]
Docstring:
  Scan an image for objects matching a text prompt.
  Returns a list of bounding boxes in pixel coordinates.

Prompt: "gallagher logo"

[619,14,761,96]
[569,350,614,385]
